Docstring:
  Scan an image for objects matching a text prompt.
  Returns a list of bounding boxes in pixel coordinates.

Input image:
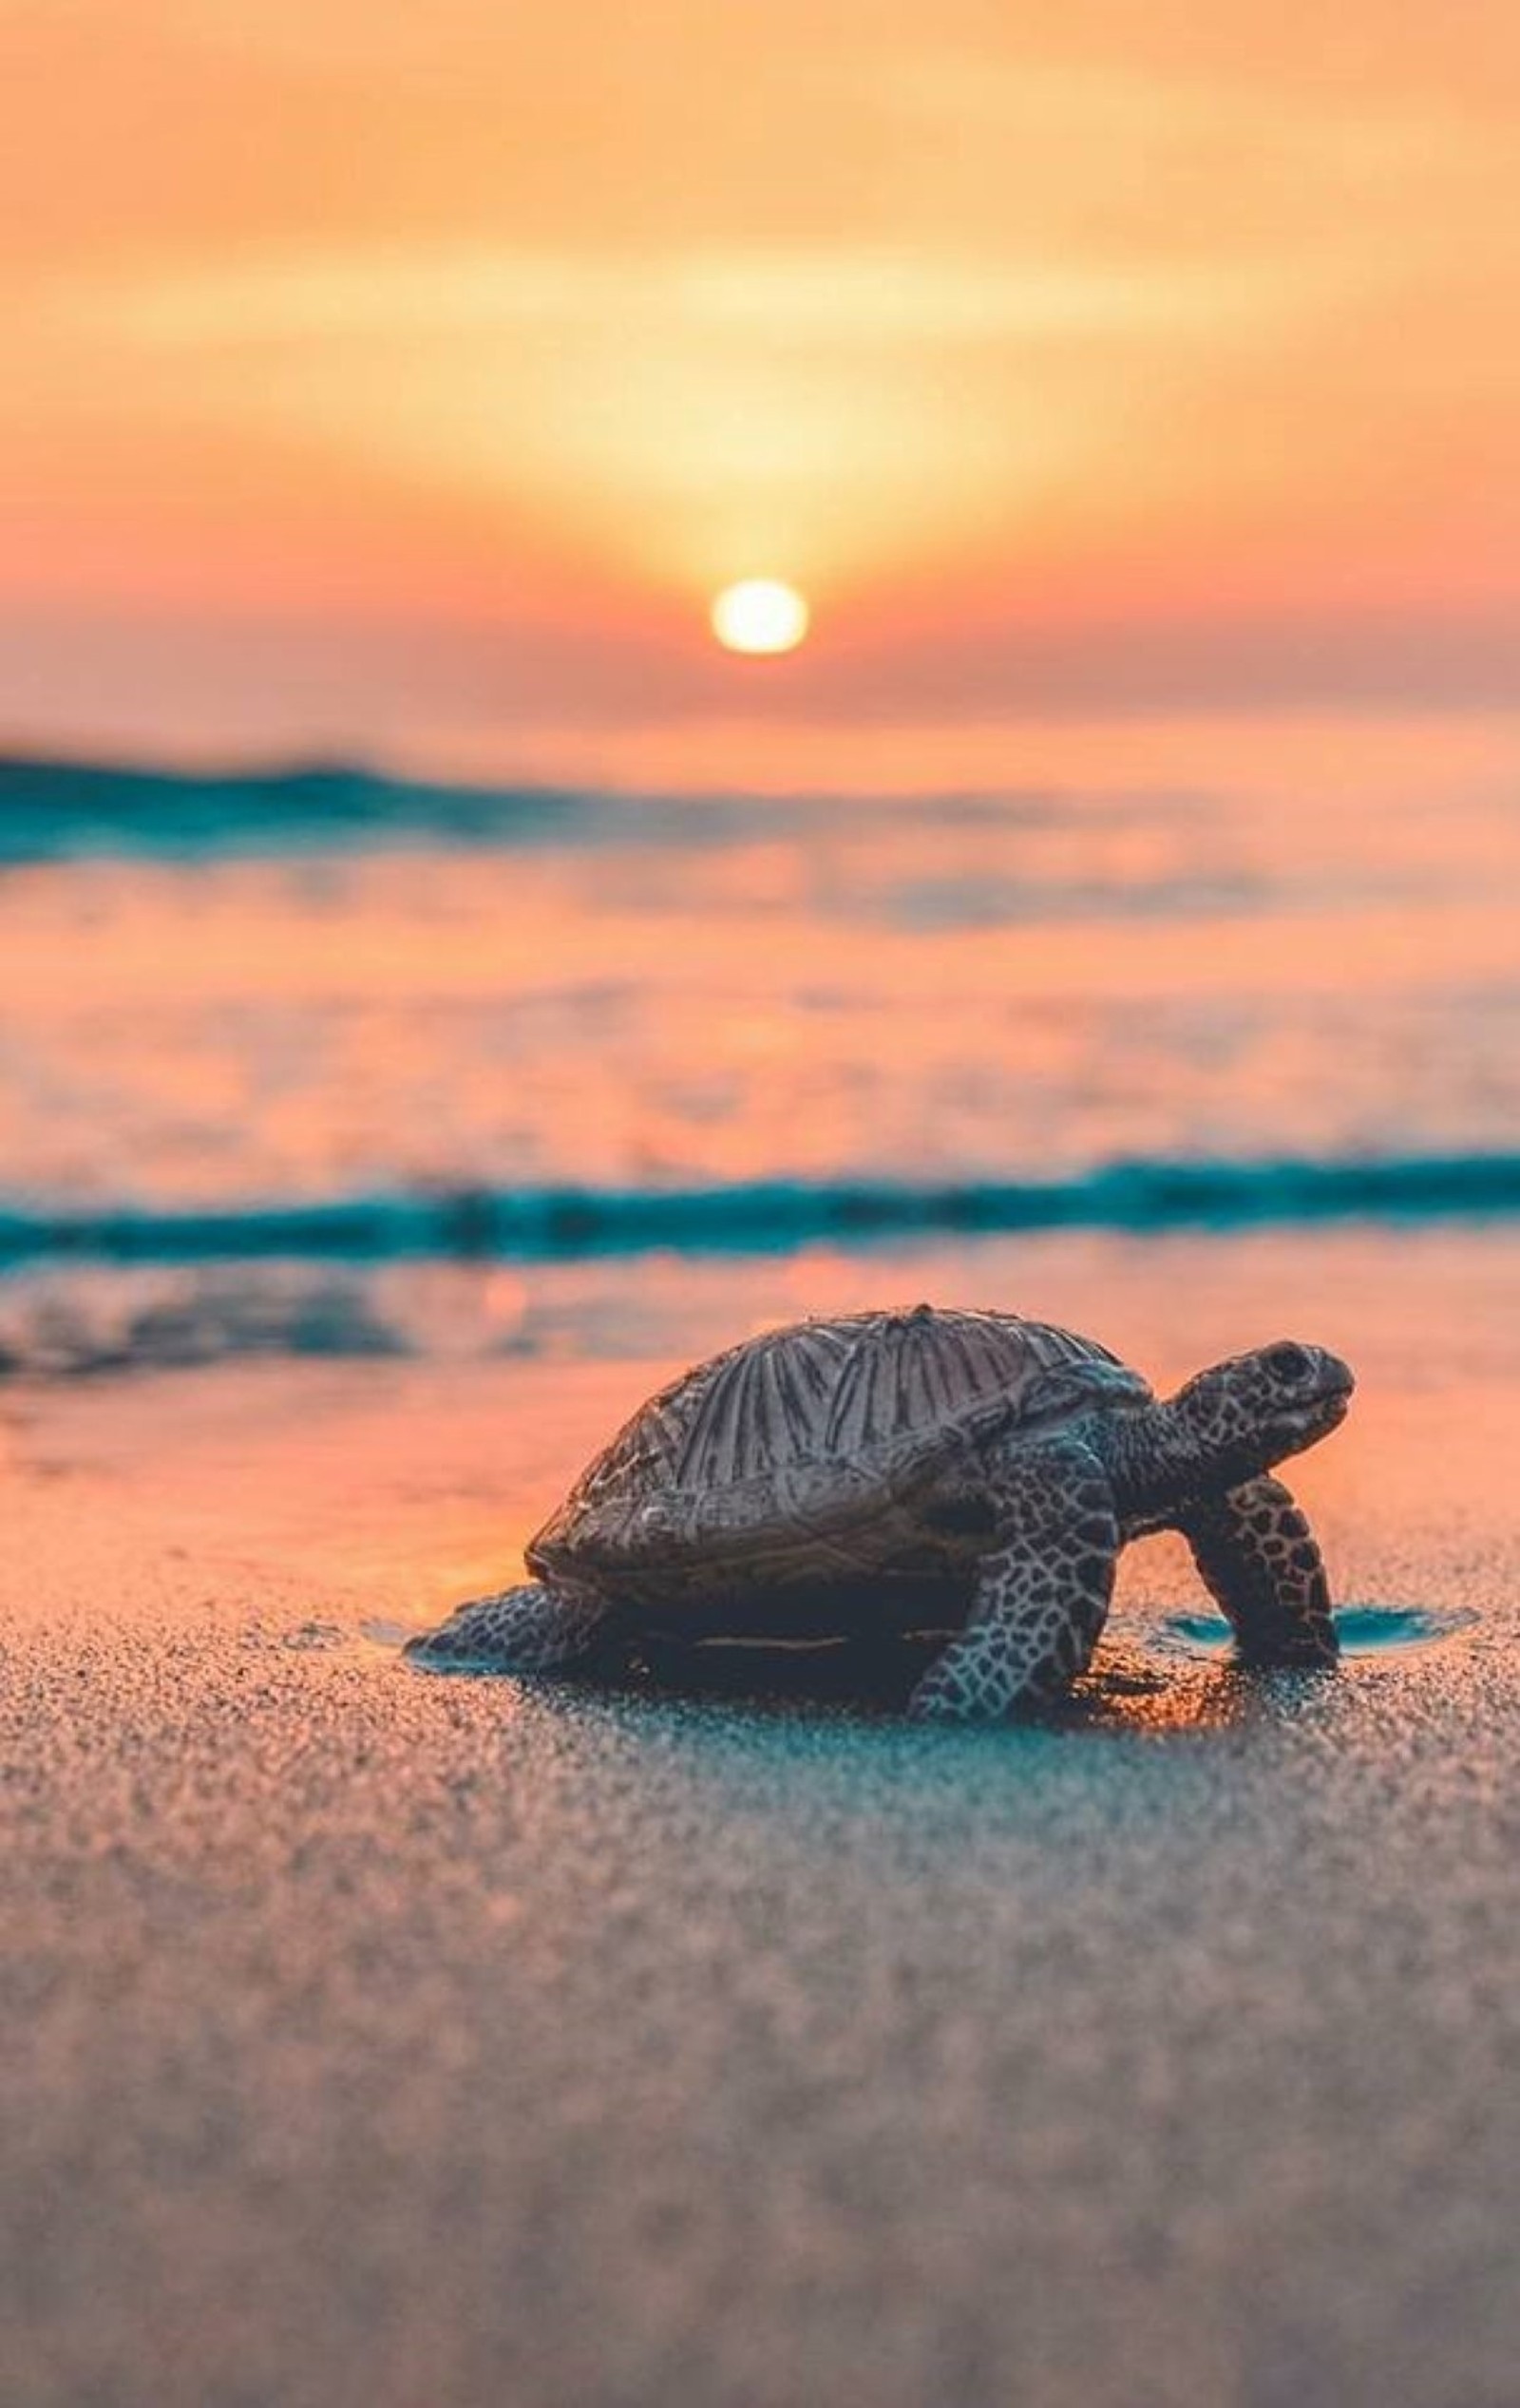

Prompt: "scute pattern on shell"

[670,1307,1137,1485]
[531,1307,1150,1574]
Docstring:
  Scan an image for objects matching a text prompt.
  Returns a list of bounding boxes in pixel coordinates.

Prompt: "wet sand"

[2,1229,1518,2408]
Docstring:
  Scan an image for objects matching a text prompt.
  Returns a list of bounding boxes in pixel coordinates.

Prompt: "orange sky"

[5,2,1520,784]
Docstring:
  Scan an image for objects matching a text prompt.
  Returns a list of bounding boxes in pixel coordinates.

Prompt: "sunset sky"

[5,1,1520,786]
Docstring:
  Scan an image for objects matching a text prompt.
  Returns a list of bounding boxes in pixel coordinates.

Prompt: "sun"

[710,578,810,656]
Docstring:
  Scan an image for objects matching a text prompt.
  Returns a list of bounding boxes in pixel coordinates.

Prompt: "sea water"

[0,750,1515,1377]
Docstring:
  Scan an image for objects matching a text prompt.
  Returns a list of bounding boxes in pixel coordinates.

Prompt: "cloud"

[5,0,1519,767]
[90,243,1288,350]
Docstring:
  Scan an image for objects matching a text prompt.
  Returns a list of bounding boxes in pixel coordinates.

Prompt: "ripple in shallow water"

[1156,1603,1480,1659]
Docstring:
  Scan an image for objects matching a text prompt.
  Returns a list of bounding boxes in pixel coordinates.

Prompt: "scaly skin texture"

[403,1325,1356,1720]
[1178,1477,1339,1664]
[406,1582,616,1673]
[905,1442,1118,1722]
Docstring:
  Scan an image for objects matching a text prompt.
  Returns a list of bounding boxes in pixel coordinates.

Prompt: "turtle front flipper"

[405,1582,622,1675]
[1178,1476,1339,1664]
[908,1443,1119,1723]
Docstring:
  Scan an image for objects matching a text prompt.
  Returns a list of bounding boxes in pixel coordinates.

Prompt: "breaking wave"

[2,1150,1517,1270]
[0,753,1036,863]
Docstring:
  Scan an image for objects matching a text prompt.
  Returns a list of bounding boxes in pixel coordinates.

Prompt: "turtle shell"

[529,1305,1150,1592]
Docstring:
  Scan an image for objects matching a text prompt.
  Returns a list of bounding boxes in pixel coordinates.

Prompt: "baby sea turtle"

[406,1307,1354,1721]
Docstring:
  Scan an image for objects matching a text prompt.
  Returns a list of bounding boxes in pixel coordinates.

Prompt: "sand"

[2,1227,1518,2408]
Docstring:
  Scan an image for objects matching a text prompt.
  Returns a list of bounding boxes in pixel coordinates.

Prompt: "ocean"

[1,748,1516,1378]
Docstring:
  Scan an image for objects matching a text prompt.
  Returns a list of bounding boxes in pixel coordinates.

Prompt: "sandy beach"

[2,1223,1516,2408]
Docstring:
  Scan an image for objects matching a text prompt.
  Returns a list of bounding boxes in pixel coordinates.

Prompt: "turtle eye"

[1264,1342,1312,1384]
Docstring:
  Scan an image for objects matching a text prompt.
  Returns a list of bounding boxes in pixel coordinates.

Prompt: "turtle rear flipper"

[405,1582,620,1673]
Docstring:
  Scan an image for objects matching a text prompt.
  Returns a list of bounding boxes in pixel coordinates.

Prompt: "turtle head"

[1168,1340,1355,1484]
